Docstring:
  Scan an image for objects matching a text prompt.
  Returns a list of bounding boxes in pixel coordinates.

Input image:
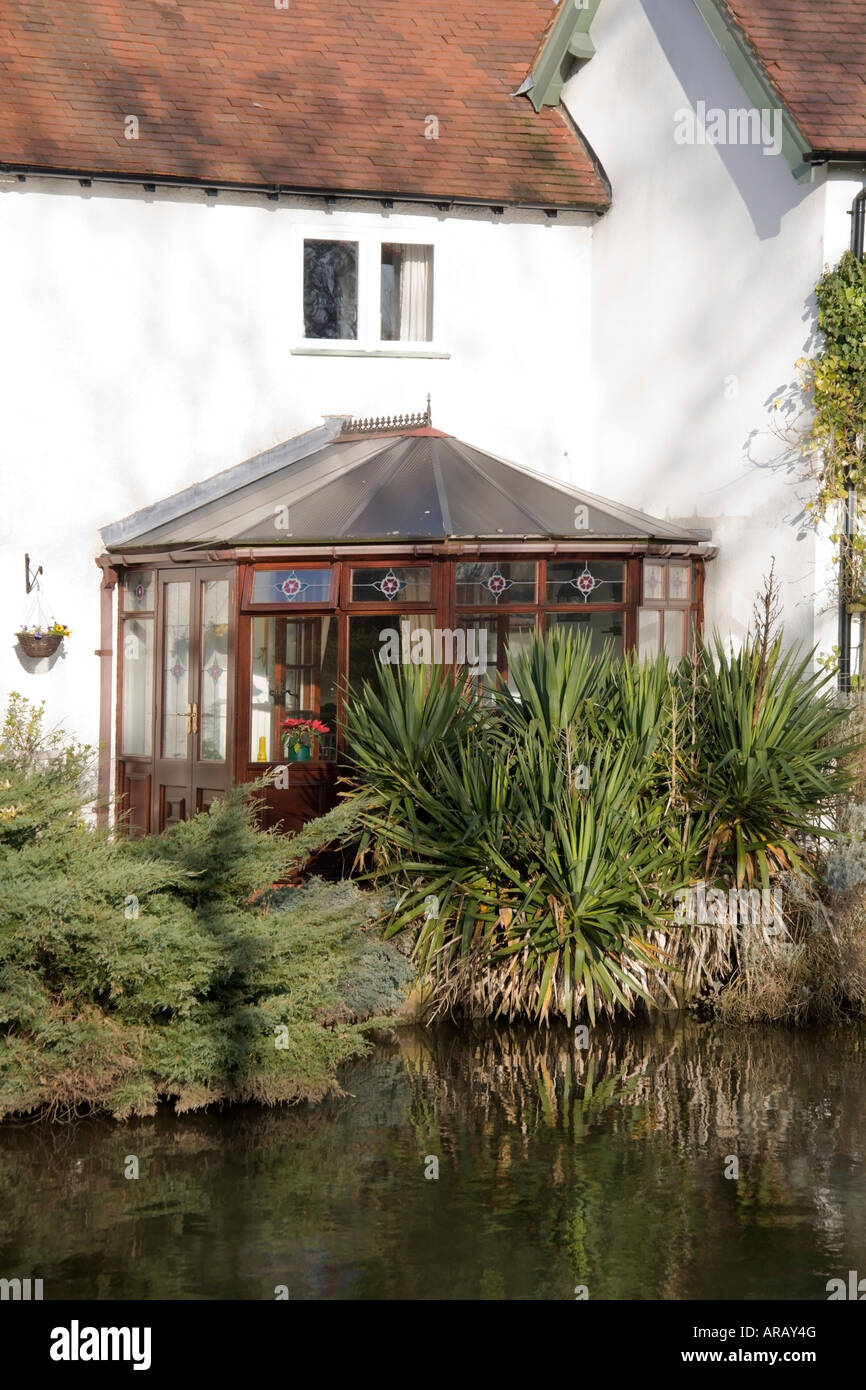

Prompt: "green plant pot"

[287,743,311,762]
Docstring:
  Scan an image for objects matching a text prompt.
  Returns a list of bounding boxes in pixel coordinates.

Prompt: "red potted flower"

[280,716,329,762]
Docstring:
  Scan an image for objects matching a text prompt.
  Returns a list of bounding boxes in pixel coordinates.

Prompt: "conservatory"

[97,406,714,834]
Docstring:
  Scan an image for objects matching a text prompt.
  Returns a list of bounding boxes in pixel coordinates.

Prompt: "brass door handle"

[185,702,199,734]
[191,702,198,734]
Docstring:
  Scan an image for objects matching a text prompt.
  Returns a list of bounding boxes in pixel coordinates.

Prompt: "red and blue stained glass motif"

[372,569,407,602]
[277,573,309,602]
[571,564,603,603]
[482,569,513,603]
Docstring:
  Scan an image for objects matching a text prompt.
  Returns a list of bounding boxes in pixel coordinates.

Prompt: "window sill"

[291,347,450,359]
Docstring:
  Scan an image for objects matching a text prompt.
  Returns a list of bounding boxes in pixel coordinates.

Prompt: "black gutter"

[805,151,866,165]
[0,162,608,216]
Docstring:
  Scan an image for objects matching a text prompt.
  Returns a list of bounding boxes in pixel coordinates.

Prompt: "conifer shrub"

[0,696,413,1121]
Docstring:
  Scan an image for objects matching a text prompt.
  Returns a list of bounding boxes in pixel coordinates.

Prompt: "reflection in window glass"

[121,617,153,756]
[456,616,498,694]
[348,614,438,689]
[663,611,685,663]
[638,609,661,658]
[381,244,434,342]
[456,562,535,606]
[303,239,358,340]
[350,567,431,604]
[546,562,624,605]
[505,615,537,695]
[250,616,338,761]
[252,569,332,604]
[551,611,624,660]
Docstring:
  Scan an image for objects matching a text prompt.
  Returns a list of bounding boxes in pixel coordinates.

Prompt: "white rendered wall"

[563,0,838,656]
[0,183,593,749]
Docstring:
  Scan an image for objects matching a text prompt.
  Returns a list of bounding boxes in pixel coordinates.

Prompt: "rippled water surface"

[1,1022,864,1300]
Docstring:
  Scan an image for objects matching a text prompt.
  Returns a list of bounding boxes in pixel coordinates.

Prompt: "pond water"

[1,1021,864,1300]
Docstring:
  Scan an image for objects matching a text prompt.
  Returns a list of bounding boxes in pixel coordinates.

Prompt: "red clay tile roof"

[0,0,609,209]
[722,0,866,155]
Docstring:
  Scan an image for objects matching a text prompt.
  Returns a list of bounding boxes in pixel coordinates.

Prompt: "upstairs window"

[299,234,438,352]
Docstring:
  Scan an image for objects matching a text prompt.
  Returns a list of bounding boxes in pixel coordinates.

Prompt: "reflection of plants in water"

[400,1025,652,1143]
[395,1021,866,1295]
[0,1024,864,1300]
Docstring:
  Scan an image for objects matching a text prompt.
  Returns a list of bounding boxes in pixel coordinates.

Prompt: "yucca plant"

[681,636,854,888]
[351,678,682,1022]
[342,625,858,1022]
[497,625,613,746]
[342,659,477,867]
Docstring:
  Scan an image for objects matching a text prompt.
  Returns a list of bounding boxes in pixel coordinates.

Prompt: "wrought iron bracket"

[24,553,43,594]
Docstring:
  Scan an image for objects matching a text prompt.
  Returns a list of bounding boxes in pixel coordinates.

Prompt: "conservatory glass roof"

[101,414,704,550]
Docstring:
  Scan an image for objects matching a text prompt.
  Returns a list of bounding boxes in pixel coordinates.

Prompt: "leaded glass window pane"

[303,239,359,340]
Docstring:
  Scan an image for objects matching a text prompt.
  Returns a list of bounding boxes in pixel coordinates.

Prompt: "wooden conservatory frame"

[96,411,713,835]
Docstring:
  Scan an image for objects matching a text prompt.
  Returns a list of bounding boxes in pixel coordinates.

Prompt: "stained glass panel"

[350,568,431,603]
[546,562,624,605]
[200,580,228,761]
[252,569,332,604]
[456,562,535,606]
[162,582,191,759]
[122,571,154,612]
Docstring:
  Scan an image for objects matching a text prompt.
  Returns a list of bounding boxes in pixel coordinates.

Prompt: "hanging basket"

[16,630,63,658]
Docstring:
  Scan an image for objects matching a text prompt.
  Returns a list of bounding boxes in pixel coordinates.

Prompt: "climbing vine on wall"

[800,250,866,607]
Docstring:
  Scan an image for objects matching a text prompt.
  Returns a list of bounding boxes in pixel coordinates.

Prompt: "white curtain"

[399,246,433,341]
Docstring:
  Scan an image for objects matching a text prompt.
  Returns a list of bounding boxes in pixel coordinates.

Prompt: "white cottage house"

[0,0,863,829]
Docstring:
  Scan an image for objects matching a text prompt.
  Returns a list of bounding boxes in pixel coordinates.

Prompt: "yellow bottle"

[257,736,267,762]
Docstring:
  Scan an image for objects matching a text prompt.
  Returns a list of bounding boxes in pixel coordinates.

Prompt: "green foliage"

[799,251,866,603]
[679,636,855,888]
[344,628,855,1023]
[344,659,479,866]
[0,697,412,1121]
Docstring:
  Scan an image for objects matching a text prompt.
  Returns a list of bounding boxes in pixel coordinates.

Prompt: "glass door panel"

[199,579,229,761]
[121,616,154,756]
[162,582,192,759]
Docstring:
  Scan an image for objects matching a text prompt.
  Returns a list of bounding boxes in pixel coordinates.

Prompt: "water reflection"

[0,1021,863,1300]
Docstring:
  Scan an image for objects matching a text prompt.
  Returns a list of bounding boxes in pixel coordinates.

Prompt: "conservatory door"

[153,568,234,830]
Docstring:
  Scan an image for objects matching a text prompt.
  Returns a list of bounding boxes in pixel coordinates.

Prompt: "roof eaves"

[527,0,604,112]
[1,162,607,215]
[691,0,814,183]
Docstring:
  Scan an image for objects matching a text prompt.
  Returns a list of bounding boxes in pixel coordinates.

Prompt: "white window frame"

[291,225,447,357]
